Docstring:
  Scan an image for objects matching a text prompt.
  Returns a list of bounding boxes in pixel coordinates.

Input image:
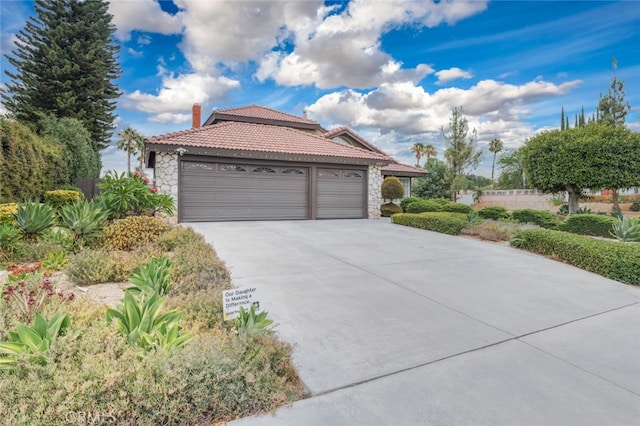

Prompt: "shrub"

[127,255,173,297]
[391,212,467,235]
[0,223,22,259]
[235,305,274,336]
[400,197,422,212]
[170,240,231,294]
[381,176,404,201]
[477,206,510,220]
[66,249,115,285]
[574,207,594,215]
[43,190,84,210]
[630,201,640,211]
[558,214,617,238]
[442,202,473,214]
[511,209,560,229]
[0,203,18,225]
[155,225,204,252]
[461,222,513,242]
[97,171,174,218]
[380,203,402,217]
[406,199,445,213]
[101,216,169,251]
[510,229,640,285]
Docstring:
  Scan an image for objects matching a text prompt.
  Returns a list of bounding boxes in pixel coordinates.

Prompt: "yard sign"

[223,286,263,321]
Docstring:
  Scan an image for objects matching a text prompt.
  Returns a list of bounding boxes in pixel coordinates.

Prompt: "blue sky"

[1,0,639,176]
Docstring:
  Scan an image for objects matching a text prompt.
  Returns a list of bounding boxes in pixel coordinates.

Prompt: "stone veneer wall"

[367,165,382,219]
[154,152,179,223]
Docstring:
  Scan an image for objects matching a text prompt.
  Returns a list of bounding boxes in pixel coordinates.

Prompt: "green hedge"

[406,199,473,214]
[381,203,402,217]
[558,214,617,238]
[391,212,467,235]
[400,197,421,212]
[477,206,510,220]
[511,209,560,229]
[44,189,84,209]
[511,229,640,285]
[0,203,18,225]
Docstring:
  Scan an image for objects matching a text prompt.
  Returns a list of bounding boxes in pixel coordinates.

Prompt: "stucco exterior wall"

[368,165,383,219]
[154,152,179,223]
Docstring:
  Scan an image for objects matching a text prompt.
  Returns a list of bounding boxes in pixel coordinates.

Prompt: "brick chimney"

[192,103,201,128]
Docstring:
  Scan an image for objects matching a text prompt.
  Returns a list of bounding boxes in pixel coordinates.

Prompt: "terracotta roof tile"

[381,162,428,176]
[214,105,318,125]
[146,122,390,163]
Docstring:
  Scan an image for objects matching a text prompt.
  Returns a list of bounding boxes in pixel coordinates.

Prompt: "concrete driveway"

[189,220,640,426]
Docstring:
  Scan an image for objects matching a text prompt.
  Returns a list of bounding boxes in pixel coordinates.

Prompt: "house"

[145,104,426,222]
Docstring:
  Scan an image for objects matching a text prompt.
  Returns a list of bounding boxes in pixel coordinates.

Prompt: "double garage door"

[180,160,366,222]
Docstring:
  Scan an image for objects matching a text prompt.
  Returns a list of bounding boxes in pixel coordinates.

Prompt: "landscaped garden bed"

[0,173,302,424]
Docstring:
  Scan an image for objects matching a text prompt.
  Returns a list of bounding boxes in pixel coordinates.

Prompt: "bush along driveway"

[189,219,640,426]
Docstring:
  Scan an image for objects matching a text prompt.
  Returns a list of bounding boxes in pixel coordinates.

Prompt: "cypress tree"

[2,0,121,173]
[560,106,565,130]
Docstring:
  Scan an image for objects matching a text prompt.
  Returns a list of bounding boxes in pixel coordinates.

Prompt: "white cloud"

[121,71,240,123]
[108,0,182,41]
[435,67,473,85]
[256,0,487,89]
[307,77,582,148]
[127,48,144,58]
[137,35,152,46]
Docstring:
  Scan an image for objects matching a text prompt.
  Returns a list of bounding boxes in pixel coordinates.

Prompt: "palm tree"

[423,144,437,161]
[488,138,504,181]
[117,127,141,175]
[135,132,146,172]
[410,142,426,167]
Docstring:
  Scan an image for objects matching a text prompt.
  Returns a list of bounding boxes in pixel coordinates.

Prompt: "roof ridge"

[146,121,234,142]
[214,104,318,125]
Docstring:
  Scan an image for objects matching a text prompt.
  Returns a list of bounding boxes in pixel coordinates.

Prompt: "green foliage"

[0,224,22,259]
[105,291,191,353]
[391,212,468,235]
[2,274,75,321]
[380,203,402,217]
[38,115,100,179]
[2,0,121,153]
[14,201,56,241]
[0,118,65,203]
[41,228,75,252]
[574,207,594,215]
[511,229,640,285]
[477,206,510,220]
[59,200,109,248]
[597,75,630,126]
[548,195,566,206]
[442,107,482,200]
[97,171,175,218]
[0,203,18,225]
[170,238,231,295]
[442,202,473,214]
[467,212,482,224]
[630,201,640,212]
[511,209,560,229]
[521,123,640,213]
[405,198,470,214]
[558,214,617,238]
[0,311,71,369]
[400,197,422,212]
[412,157,452,200]
[44,189,84,210]
[127,256,173,298]
[155,225,203,252]
[102,216,169,251]
[610,215,640,242]
[117,127,144,174]
[381,176,404,201]
[40,250,68,271]
[235,305,274,336]
[66,249,115,285]
[488,138,504,181]
[496,149,527,189]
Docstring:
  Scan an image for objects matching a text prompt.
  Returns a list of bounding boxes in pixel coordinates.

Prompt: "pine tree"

[561,107,565,130]
[2,0,121,165]
[442,107,482,201]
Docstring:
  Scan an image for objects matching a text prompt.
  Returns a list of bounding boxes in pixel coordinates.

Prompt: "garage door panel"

[317,168,365,219]
[180,161,308,222]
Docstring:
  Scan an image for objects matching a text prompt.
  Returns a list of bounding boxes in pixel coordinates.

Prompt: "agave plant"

[58,200,110,248]
[127,255,173,298]
[0,311,71,369]
[610,215,640,242]
[235,304,274,336]
[106,291,190,353]
[13,201,55,241]
[466,211,482,225]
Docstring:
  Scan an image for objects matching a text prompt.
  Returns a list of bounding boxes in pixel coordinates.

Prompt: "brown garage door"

[316,168,366,219]
[180,161,308,221]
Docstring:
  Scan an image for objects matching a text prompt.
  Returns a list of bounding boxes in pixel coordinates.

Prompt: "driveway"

[189,220,640,426]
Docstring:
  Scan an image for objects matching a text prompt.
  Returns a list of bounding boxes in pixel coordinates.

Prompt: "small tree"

[496,149,527,190]
[412,157,452,199]
[381,176,404,202]
[117,127,142,175]
[443,107,482,201]
[488,138,503,181]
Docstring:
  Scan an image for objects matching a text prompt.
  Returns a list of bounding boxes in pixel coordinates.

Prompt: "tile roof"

[323,127,386,155]
[146,121,390,164]
[211,105,318,125]
[381,162,428,176]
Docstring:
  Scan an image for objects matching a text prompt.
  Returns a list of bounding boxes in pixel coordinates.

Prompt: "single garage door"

[317,168,366,219]
[180,161,308,221]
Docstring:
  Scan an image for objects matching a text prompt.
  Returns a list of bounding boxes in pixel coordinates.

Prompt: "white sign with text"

[223,286,263,321]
